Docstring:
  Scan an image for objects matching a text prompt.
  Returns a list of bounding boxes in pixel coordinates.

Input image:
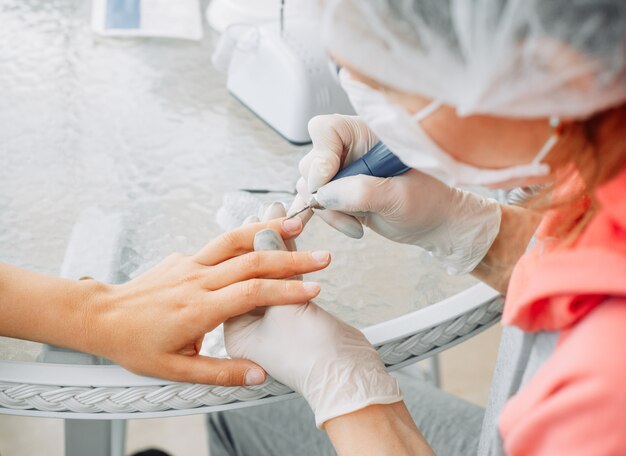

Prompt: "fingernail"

[282,217,302,233]
[264,202,286,220]
[302,281,321,296]
[311,250,330,264]
[245,369,265,386]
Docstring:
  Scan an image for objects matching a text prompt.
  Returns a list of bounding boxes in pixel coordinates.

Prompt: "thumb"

[165,354,266,386]
[317,209,364,239]
[315,175,391,214]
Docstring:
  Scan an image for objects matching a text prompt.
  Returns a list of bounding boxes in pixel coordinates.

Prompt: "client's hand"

[84,217,331,386]
[225,203,402,428]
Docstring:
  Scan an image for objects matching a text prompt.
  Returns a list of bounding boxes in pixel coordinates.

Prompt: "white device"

[206,0,281,33]
[221,19,355,144]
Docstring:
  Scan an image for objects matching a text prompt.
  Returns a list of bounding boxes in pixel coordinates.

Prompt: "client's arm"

[0,217,329,385]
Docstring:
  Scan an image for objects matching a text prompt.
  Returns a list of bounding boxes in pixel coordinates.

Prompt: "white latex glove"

[289,115,502,275]
[224,203,402,428]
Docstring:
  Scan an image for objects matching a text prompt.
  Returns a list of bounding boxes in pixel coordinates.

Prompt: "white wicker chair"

[0,284,502,419]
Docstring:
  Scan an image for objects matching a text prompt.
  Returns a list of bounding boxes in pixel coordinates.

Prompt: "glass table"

[0,1,502,454]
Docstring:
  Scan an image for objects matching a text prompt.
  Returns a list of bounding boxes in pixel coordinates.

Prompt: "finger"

[262,202,286,222]
[316,209,364,239]
[287,179,314,227]
[204,249,330,289]
[209,278,321,320]
[304,115,378,193]
[300,115,345,181]
[294,177,317,218]
[255,228,301,280]
[164,354,267,386]
[286,193,314,225]
[193,217,303,266]
[291,178,314,211]
[315,174,391,213]
[295,176,311,200]
[282,219,298,253]
[298,140,340,183]
[298,174,364,238]
[287,192,306,217]
[284,235,297,254]
[307,153,342,194]
[254,227,286,251]
[258,206,298,251]
[257,202,272,220]
[295,175,364,238]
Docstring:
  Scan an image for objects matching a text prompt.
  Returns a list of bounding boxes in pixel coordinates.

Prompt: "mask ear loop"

[412,100,444,122]
[532,116,562,165]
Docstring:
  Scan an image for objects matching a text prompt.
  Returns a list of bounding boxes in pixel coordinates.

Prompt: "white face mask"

[339,70,560,188]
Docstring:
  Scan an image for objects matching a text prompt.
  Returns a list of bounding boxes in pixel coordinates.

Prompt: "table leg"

[42,209,130,455]
[429,354,442,387]
[65,419,126,456]
[38,345,127,456]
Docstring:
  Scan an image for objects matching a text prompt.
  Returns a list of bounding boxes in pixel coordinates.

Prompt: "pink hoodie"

[499,166,626,455]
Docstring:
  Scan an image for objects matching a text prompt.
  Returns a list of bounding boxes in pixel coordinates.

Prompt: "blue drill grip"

[331,141,411,182]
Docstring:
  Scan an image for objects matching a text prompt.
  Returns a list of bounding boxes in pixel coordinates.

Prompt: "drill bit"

[287,205,311,219]
[287,196,323,219]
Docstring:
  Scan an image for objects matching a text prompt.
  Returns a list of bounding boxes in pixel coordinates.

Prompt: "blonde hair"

[530,103,626,242]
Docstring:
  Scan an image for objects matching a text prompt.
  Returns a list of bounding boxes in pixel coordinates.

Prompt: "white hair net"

[322,0,626,119]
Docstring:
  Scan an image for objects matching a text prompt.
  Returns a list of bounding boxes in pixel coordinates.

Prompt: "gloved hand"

[224,203,402,428]
[289,115,502,275]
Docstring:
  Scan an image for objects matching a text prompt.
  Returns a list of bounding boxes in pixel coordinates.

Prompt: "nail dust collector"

[213,19,355,144]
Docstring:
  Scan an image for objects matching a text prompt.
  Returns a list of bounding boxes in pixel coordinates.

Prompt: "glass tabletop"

[0,0,476,363]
